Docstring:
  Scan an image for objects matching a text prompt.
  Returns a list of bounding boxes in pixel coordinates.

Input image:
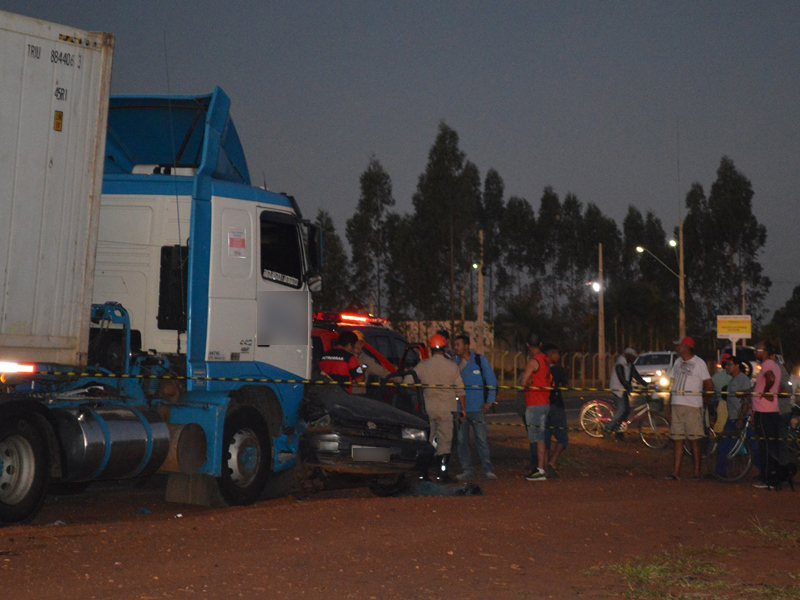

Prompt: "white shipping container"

[0,11,113,366]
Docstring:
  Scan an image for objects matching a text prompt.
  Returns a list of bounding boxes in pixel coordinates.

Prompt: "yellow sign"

[53,110,63,131]
[717,315,751,336]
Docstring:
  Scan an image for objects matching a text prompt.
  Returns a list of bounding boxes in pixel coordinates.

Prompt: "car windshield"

[635,353,672,366]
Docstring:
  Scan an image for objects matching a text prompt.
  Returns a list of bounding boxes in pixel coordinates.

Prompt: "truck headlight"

[659,376,670,388]
[402,427,427,441]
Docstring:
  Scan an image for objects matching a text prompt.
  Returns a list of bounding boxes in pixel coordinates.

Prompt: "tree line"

[314,121,790,361]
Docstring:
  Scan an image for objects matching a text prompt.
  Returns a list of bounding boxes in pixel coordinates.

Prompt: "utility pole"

[598,243,605,389]
[477,230,485,353]
[679,219,686,339]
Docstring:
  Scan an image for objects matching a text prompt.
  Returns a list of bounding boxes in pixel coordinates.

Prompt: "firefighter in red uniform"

[319,331,365,393]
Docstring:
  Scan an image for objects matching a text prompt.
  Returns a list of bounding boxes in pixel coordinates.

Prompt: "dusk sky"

[4,1,799,315]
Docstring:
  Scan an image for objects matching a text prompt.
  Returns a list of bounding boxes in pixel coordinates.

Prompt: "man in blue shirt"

[453,334,498,480]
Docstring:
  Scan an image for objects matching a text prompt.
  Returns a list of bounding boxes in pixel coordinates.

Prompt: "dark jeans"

[605,392,630,432]
[754,411,781,484]
[457,411,493,475]
[545,404,569,452]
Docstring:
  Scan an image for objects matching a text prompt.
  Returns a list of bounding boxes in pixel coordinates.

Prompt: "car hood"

[303,388,429,430]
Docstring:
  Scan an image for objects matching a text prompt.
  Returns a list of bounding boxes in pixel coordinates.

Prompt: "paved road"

[492,391,614,429]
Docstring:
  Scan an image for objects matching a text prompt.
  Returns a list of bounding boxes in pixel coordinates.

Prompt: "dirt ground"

[2,419,799,599]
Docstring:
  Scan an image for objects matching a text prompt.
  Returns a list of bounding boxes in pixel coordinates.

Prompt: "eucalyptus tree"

[682,157,771,343]
[313,209,351,311]
[346,157,395,314]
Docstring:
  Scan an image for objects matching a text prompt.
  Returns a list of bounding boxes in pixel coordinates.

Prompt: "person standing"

[351,330,389,398]
[606,348,647,435]
[711,353,733,433]
[768,347,793,469]
[667,337,713,480]
[318,331,364,393]
[520,331,551,482]
[453,334,498,481]
[752,341,782,488]
[413,334,465,481]
[715,356,752,477]
[542,343,568,476]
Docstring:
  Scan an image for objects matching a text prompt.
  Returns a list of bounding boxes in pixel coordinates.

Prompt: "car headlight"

[307,414,332,430]
[402,427,427,441]
[659,376,670,388]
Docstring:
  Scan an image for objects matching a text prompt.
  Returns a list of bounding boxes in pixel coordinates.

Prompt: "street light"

[636,245,679,278]
[635,220,686,339]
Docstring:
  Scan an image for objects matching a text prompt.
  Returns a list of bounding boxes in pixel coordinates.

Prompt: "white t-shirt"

[670,354,710,408]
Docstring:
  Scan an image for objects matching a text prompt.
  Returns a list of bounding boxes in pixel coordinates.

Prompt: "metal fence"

[483,350,617,392]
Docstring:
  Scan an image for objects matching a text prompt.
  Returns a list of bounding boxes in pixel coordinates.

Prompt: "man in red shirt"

[520,331,551,481]
[319,331,364,393]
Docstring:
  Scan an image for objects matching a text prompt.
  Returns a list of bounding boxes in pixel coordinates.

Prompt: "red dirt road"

[2,424,799,599]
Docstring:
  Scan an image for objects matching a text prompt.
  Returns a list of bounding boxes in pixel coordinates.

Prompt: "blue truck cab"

[0,88,323,523]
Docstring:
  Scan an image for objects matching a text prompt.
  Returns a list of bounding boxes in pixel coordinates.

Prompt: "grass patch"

[587,546,727,598]
[738,517,800,547]
[584,545,800,599]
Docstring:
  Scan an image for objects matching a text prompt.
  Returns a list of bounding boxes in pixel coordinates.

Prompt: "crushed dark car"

[301,372,434,496]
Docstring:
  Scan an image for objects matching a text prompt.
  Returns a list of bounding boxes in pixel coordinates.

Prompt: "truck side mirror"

[306,223,322,272]
[306,271,323,293]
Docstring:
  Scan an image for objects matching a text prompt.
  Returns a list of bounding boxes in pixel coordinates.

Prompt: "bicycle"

[706,411,755,482]
[579,391,670,449]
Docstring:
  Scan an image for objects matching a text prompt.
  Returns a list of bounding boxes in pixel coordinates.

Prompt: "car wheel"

[0,417,50,525]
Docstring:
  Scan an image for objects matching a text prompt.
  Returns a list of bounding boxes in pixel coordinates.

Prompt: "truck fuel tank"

[54,406,171,482]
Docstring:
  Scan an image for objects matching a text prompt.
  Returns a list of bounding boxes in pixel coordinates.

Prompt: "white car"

[634,351,678,389]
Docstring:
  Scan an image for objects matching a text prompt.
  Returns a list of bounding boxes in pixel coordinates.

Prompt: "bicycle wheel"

[580,400,613,438]
[682,429,716,458]
[638,413,670,449]
[787,427,800,461]
[708,434,754,482]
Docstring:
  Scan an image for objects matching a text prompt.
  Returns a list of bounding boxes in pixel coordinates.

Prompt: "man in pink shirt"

[752,341,781,489]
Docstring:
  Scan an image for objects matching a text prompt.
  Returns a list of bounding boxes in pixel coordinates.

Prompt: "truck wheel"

[213,408,272,507]
[0,417,49,525]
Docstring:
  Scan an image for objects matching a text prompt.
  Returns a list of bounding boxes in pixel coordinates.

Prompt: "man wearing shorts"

[520,332,551,481]
[667,336,712,480]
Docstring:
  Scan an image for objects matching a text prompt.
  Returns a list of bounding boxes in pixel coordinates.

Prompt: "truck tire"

[212,408,272,507]
[0,417,49,525]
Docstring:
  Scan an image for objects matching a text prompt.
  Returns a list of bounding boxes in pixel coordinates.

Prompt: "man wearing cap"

[605,347,647,436]
[667,336,713,480]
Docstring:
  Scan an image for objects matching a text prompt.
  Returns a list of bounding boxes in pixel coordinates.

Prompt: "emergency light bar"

[313,312,387,326]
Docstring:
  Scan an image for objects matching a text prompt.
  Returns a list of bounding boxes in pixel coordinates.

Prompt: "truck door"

[253,209,311,379]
